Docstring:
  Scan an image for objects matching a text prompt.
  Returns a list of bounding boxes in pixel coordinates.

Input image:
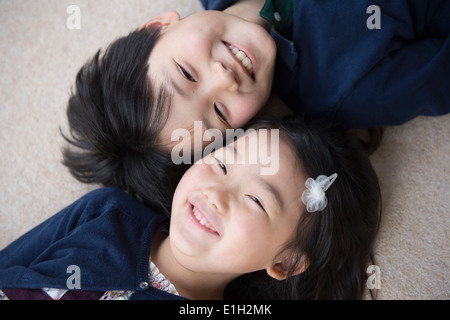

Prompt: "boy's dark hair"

[225,116,382,300]
[61,27,184,216]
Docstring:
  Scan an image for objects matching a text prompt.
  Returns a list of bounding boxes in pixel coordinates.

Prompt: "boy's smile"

[144,10,276,151]
[225,42,255,78]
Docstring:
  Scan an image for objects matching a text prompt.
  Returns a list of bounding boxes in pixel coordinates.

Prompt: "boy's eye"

[248,195,266,212]
[177,63,196,82]
[214,103,229,125]
[215,157,227,174]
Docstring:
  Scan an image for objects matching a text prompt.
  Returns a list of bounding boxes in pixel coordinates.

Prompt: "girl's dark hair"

[225,116,382,299]
[61,27,185,215]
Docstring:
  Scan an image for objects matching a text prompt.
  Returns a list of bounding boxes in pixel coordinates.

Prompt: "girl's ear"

[140,11,180,31]
[266,254,309,280]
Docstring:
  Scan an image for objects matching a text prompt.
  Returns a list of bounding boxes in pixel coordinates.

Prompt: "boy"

[62,0,449,207]
[63,4,280,209]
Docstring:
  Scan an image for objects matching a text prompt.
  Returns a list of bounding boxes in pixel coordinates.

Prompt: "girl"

[1,117,381,299]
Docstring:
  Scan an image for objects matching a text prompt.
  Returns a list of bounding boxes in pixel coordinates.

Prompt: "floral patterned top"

[0,261,178,300]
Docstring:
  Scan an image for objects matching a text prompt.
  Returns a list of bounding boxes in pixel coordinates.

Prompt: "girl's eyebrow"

[230,141,282,214]
[257,177,282,214]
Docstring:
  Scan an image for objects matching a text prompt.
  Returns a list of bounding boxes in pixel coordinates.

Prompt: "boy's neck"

[254,94,294,119]
[150,232,232,300]
[224,0,271,31]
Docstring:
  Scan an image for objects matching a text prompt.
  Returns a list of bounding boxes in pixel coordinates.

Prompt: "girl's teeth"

[228,45,253,74]
[193,206,214,230]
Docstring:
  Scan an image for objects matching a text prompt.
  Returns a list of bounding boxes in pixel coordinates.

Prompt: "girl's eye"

[177,63,196,82]
[215,157,227,174]
[214,103,229,125]
[248,195,266,212]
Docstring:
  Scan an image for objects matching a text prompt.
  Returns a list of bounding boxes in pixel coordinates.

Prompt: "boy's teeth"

[241,57,252,67]
[228,45,253,74]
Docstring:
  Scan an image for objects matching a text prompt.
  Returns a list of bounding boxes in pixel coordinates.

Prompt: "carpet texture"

[1,0,448,299]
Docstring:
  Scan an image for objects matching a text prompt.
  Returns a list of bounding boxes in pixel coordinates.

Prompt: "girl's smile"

[189,201,221,237]
[168,130,306,277]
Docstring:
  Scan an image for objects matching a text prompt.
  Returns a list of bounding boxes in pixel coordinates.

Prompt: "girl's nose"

[204,186,229,215]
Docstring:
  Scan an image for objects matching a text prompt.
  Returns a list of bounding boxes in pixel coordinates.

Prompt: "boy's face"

[169,130,306,279]
[146,11,276,150]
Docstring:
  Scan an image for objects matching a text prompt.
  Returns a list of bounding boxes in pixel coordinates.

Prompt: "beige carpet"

[0,0,449,299]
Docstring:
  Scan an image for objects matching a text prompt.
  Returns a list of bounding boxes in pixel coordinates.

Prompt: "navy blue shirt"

[0,188,185,300]
[201,0,450,128]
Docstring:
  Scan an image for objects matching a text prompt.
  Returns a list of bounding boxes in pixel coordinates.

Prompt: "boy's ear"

[266,254,309,281]
[141,11,180,31]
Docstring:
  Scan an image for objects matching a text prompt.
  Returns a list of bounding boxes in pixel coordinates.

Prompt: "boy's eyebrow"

[163,62,187,99]
[169,75,188,98]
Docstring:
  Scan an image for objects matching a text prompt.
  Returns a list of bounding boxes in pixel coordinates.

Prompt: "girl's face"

[146,11,276,150]
[170,130,306,278]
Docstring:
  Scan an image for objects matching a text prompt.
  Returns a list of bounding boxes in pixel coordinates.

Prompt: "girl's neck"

[224,0,271,31]
[150,232,231,300]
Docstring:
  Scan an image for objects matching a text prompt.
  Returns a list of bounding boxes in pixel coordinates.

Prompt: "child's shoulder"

[72,187,136,211]
[80,186,132,202]
[68,187,164,225]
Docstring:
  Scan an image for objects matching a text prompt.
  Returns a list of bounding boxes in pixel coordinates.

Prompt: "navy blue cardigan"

[0,188,185,300]
[201,0,450,128]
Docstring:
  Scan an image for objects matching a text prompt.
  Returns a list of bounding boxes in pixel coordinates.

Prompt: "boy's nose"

[212,61,239,92]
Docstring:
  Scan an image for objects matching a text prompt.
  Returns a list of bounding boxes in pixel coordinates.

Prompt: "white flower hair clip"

[301,173,338,213]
